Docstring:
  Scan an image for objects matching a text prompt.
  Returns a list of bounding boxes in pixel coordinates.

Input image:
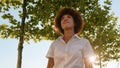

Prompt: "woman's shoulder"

[77,36,89,41]
[81,38,89,41]
[50,36,62,45]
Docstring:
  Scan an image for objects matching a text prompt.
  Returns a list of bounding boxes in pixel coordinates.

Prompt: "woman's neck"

[63,29,75,43]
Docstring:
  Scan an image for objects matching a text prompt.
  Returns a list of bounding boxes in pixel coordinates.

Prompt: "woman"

[46,7,94,68]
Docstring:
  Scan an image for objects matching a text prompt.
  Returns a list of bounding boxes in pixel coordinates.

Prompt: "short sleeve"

[46,42,55,58]
[82,39,94,59]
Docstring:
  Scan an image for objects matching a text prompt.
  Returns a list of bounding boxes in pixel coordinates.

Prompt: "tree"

[80,0,120,67]
[0,0,119,68]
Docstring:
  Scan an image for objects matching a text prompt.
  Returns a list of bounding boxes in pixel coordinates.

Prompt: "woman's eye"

[61,17,64,20]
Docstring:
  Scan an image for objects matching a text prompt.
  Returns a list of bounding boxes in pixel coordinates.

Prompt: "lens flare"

[89,56,96,63]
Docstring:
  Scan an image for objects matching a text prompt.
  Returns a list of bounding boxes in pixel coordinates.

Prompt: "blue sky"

[0,0,120,68]
[111,0,120,25]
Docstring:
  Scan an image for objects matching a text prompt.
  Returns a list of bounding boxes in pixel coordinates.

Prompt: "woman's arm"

[47,58,54,68]
[84,58,93,68]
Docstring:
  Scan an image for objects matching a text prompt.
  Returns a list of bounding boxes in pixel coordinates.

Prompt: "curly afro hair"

[54,7,84,34]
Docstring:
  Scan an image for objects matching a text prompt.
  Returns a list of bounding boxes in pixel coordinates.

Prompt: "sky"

[0,0,120,68]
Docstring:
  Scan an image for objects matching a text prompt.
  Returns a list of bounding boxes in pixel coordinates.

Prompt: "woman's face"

[61,14,75,30]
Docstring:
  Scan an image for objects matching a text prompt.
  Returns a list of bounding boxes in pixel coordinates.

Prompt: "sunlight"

[89,55,96,63]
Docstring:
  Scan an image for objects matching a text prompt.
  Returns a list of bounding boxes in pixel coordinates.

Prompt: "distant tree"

[0,0,119,68]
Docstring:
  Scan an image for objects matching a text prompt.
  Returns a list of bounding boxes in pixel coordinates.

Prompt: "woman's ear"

[52,25,59,32]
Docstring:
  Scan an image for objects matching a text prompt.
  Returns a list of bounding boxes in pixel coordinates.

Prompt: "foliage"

[0,0,119,67]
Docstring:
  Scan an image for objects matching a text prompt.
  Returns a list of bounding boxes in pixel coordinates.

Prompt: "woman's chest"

[54,42,85,59]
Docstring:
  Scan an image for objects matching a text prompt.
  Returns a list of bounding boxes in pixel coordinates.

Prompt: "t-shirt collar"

[59,34,81,40]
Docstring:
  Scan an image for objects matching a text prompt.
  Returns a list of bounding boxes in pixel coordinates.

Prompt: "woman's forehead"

[62,14,72,17]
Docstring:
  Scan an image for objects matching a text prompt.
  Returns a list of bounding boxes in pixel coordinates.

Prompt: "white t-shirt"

[46,34,94,68]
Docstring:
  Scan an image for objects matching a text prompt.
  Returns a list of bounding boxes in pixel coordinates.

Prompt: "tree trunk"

[17,39,24,68]
[99,52,102,68]
[16,0,27,68]
[100,57,102,68]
